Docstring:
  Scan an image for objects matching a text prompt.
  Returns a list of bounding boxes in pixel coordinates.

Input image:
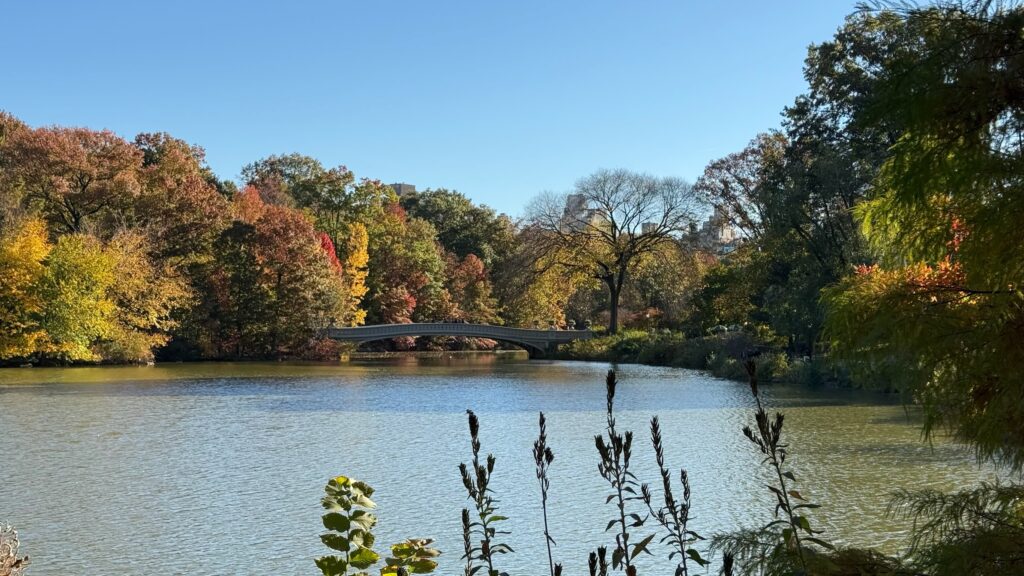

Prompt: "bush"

[559,329,842,387]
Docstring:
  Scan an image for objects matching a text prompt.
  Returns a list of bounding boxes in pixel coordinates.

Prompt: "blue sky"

[3,1,857,216]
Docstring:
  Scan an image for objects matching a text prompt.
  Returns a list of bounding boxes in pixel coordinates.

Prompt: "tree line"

[0,130,707,364]
[0,121,527,364]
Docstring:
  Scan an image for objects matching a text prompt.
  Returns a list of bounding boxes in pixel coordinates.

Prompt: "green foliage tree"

[400,188,514,268]
[824,0,1024,468]
[241,154,395,252]
[365,204,451,332]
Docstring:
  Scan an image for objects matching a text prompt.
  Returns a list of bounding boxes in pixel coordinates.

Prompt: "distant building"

[389,183,417,196]
[560,194,603,231]
[696,207,741,255]
[562,197,669,237]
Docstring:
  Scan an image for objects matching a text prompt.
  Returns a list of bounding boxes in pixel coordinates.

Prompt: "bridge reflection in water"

[325,322,593,357]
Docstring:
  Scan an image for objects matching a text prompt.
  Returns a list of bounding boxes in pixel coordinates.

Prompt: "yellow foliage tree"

[504,246,589,328]
[342,222,369,326]
[97,231,191,363]
[35,234,116,362]
[0,218,50,358]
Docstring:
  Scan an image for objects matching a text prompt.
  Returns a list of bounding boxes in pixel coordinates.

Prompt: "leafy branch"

[460,410,512,576]
[534,411,562,576]
[641,416,708,576]
[594,370,654,574]
[739,360,832,573]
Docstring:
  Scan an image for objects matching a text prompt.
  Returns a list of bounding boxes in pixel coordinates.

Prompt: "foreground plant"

[588,546,610,576]
[316,475,381,576]
[315,475,438,576]
[382,539,441,576]
[460,410,512,576]
[642,416,708,576]
[712,361,833,575]
[0,524,29,576]
[594,370,654,574]
[888,482,1024,576]
[534,412,562,576]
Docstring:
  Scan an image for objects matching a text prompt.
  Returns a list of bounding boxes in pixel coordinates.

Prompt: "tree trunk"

[607,281,621,335]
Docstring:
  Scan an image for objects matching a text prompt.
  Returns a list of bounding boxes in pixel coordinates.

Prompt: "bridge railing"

[325,322,593,344]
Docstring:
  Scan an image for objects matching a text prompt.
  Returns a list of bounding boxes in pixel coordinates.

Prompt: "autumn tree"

[694,133,786,242]
[0,217,50,359]
[190,188,347,359]
[526,169,697,333]
[446,253,499,324]
[98,231,191,363]
[2,125,142,235]
[240,154,391,251]
[34,234,117,362]
[340,223,369,326]
[624,240,705,329]
[132,132,229,260]
[0,112,29,228]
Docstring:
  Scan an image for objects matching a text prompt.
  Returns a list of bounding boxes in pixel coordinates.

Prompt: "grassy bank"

[556,329,846,387]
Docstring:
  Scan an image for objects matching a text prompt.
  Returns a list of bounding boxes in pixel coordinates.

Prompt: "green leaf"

[805,537,836,551]
[630,533,656,560]
[611,547,624,568]
[315,555,348,576]
[350,510,377,530]
[795,515,813,533]
[349,546,380,569]
[409,559,439,573]
[322,512,350,533]
[686,548,710,567]
[320,533,350,552]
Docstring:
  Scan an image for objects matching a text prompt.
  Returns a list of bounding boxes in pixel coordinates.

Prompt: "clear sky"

[2,0,858,217]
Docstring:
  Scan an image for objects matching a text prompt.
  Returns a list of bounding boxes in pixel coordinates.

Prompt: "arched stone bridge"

[325,323,594,357]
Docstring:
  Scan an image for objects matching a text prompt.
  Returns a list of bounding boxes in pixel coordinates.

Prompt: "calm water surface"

[0,357,1001,575]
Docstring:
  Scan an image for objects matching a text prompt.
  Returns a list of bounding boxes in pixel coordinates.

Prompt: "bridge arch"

[325,323,593,358]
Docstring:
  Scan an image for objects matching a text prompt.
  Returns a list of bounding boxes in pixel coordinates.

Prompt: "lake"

[0,356,1000,575]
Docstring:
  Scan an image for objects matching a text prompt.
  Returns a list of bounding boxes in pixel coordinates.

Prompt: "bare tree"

[526,169,698,333]
[692,132,786,242]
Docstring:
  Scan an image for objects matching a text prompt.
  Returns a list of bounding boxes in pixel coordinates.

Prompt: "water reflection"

[0,358,999,575]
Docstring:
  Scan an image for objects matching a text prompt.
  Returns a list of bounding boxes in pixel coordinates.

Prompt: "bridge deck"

[325,322,593,353]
